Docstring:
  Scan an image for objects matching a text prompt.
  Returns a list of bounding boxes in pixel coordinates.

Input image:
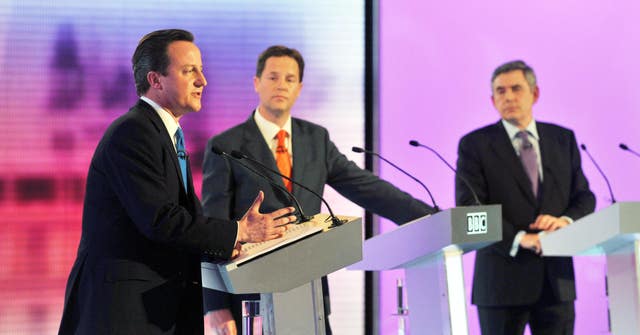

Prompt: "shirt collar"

[254,107,292,140]
[140,96,181,148]
[502,119,539,141]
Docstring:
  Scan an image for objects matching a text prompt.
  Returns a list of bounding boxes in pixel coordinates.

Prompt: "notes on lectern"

[232,218,326,266]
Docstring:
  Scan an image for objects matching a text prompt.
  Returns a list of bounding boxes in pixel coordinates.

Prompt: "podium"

[540,201,640,334]
[201,214,362,335]
[349,205,502,335]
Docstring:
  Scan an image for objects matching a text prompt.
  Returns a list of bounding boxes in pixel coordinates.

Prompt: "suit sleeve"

[455,134,518,254]
[200,137,236,312]
[563,130,596,220]
[323,131,435,224]
[101,120,237,259]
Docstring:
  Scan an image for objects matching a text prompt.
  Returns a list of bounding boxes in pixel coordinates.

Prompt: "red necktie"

[275,130,292,192]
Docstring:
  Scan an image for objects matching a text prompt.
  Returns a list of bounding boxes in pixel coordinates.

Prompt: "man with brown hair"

[202,45,435,335]
[58,30,295,335]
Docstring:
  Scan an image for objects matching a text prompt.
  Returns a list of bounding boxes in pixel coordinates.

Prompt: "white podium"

[349,205,502,335]
[201,214,362,335]
[540,201,640,335]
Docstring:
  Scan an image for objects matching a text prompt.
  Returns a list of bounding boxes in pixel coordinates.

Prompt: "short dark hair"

[132,29,194,96]
[256,45,305,82]
[491,60,537,92]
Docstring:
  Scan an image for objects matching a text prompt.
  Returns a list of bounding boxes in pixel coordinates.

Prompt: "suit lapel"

[537,123,557,210]
[291,118,309,197]
[136,100,189,199]
[489,122,538,205]
[240,114,284,188]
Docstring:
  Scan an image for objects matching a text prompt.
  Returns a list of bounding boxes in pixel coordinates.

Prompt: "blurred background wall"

[0,1,365,333]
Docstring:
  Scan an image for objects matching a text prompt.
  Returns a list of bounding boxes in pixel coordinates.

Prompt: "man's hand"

[204,309,237,335]
[230,242,242,259]
[519,233,541,254]
[237,191,296,243]
[529,214,570,232]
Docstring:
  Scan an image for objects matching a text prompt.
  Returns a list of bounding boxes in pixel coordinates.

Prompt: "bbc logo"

[466,212,488,235]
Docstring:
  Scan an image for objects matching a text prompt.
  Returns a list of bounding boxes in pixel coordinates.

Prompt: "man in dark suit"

[455,60,596,335]
[57,29,296,335]
[201,45,436,334]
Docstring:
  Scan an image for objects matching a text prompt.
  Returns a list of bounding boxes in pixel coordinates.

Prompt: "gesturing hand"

[237,191,296,243]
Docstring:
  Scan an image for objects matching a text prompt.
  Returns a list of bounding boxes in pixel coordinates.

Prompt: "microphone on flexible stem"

[580,144,616,204]
[211,147,311,224]
[619,143,640,159]
[230,150,347,228]
[351,146,440,212]
[409,140,482,206]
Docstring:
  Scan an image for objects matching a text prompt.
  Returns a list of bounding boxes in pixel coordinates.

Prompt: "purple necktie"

[517,131,538,196]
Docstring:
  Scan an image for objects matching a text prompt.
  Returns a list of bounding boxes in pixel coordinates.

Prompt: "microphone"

[351,146,440,212]
[409,140,482,206]
[210,146,311,224]
[580,144,616,204]
[229,150,347,228]
[619,143,640,159]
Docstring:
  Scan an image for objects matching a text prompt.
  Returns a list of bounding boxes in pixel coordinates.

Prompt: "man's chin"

[189,104,202,113]
[265,106,289,116]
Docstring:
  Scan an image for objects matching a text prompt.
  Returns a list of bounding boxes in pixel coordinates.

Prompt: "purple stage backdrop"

[377,1,640,334]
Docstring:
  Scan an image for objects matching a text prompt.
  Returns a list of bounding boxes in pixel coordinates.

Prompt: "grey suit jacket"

[456,120,595,306]
[58,100,238,334]
[201,112,435,312]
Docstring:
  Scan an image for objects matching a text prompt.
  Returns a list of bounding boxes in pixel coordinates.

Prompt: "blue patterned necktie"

[175,127,188,192]
[517,131,538,196]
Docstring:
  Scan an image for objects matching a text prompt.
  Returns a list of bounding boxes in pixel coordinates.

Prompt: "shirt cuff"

[561,216,574,224]
[510,230,527,257]
[234,221,240,245]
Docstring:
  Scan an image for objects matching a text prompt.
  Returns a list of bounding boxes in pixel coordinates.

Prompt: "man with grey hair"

[455,60,595,334]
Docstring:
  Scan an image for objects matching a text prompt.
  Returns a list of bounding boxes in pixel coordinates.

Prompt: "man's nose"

[504,89,515,100]
[196,71,207,87]
[276,78,288,90]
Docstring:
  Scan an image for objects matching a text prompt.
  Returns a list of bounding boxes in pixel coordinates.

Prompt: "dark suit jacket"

[201,112,434,323]
[455,120,595,306]
[58,100,237,335]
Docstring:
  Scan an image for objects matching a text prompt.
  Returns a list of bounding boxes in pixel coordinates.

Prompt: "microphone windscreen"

[230,150,245,159]
[351,146,365,153]
[211,146,224,155]
[580,144,587,151]
[619,143,629,150]
[409,140,420,147]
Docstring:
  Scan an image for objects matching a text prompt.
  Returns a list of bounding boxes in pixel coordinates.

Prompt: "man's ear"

[533,86,540,104]
[147,71,162,90]
[253,76,260,93]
